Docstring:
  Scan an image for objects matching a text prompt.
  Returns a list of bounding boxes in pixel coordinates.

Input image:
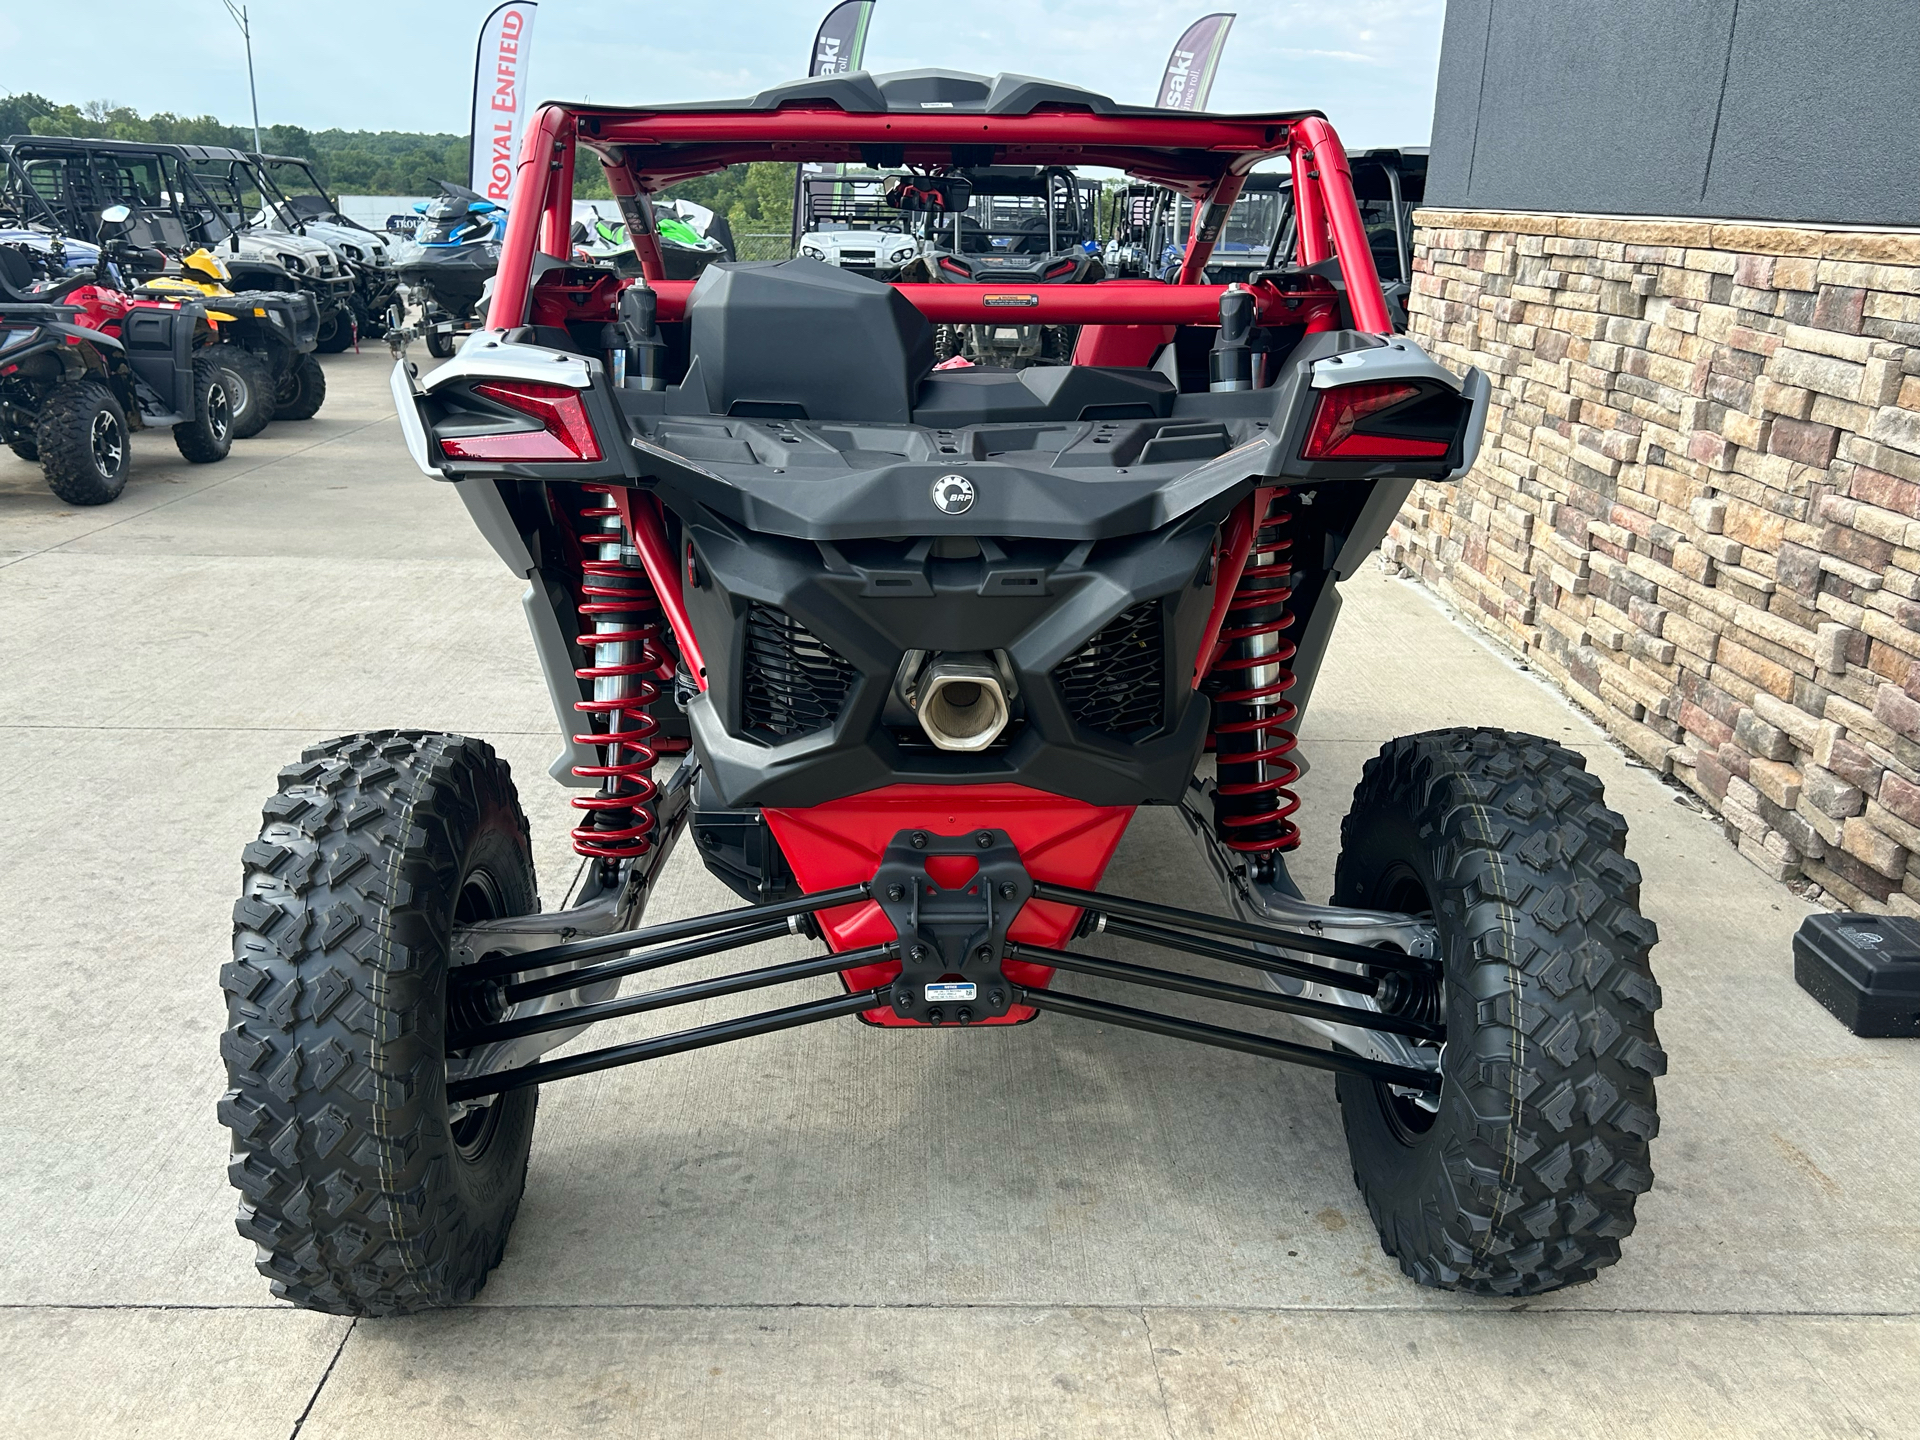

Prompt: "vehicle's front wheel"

[315,308,355,354]
[219,731,541,1315]
[172,352,234,463]
[1332,727,1665,1295]
[220,346,277,439]
[8,438,39,463]
[275,352,328,421]
[36,378,129,505]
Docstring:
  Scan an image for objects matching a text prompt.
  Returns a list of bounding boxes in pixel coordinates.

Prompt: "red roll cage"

[487,99,1394,347]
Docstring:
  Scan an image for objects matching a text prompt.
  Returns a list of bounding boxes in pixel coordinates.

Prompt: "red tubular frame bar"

[1176,171,1248,287]
[1288,116,1390,335]
[611,488,707,690]
[631,278,1324,327]
[494,103,575,329]
[495,101,1392,335]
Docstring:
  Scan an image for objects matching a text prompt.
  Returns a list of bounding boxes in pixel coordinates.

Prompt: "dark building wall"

[1427,0,1920,227]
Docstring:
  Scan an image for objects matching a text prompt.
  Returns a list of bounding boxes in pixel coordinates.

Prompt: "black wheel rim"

[449,867,509,1161]
[207,380,231,441]
[1371,865,1445,1144]
[90,408,123,478]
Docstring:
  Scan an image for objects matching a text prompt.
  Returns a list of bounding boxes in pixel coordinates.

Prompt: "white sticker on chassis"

[925,981,977,1003]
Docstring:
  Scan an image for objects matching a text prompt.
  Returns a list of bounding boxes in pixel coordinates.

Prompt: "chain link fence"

[733,232,795,262]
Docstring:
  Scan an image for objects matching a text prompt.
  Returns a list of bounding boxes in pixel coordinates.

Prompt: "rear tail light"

[1301,381,1454,461]
[1044,260,1077,279]
[438,381,602,462]
[938,256,971,277]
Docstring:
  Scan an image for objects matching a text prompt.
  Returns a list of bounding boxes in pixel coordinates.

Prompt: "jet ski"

[569,199,730,280]
[389,181,506,357]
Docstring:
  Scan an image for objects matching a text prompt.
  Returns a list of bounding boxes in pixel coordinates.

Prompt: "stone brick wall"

[1388,208,1920,912]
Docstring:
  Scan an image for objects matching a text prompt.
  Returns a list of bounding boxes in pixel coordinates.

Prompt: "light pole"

[221,1,263,153]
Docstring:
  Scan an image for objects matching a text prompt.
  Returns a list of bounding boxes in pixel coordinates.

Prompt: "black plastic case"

[1793,913,1920,1037]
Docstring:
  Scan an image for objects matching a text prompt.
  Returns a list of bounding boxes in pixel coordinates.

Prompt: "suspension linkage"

[452,942,898,1050]
[1015,986,1442,1093]
[1006,942,1443,1041]
[458,881,873,983]
[448,987,890,1103]
[1033,881,1438,974]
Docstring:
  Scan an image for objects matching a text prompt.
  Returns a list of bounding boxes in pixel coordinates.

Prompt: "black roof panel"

[575,69,1311,124]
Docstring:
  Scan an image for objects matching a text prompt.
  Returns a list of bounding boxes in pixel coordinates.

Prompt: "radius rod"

[454,942,896,1050]
[461,881,872,982]
[1031,882,1437,975]
[1006,942,1442,1042]
[449,988,889,1102]
[1016,987,1442,1093]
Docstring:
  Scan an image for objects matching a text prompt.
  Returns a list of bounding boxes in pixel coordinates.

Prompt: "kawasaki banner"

[470,1,539,206]
[791,0,878,248]
[1156,12,1234,111]
[810,0,875,76]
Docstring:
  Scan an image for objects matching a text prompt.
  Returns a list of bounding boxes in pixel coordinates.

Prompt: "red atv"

[221,71,1664,1315]
[0,211,234,504]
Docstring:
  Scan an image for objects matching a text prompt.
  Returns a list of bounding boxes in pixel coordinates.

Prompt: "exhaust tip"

[914,656,1010,752]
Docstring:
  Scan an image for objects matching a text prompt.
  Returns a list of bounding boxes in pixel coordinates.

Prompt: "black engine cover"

[680,506,1219,809]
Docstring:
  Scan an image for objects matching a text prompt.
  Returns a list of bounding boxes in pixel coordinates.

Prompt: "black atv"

[129,248,326,439]
[0,210,232,504]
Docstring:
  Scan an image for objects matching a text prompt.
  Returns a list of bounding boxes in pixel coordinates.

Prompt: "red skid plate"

[763,784,1135,1024]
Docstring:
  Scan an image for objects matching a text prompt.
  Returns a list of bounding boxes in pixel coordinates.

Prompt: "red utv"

[220,70,1664,1315]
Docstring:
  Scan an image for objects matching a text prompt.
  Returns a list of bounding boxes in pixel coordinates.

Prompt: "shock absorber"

[571,485,666,882]
[1210,487,1302,873]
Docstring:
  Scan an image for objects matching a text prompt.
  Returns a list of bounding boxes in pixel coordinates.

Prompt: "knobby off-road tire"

[221,346,278,439]
[315,308,355,354]
[172,351,234,463]
[276,352,328,421]
[220,732,541,1315]
[35,378,128,505]
[1332,727,1665,1295]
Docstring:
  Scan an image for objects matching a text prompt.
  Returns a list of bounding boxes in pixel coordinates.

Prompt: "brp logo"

[932,473,975,515]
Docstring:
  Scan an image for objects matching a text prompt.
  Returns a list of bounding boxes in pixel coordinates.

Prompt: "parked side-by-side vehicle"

[220,72,1661,1318]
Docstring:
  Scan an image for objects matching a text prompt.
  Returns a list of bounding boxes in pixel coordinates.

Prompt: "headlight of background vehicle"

[801,245,825,260]
[277,253,307,274]
[891,245,916,263]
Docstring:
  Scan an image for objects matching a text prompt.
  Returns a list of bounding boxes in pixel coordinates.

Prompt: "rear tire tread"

[1333,726,1664,1297]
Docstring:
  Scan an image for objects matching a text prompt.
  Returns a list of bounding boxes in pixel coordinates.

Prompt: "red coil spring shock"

[1210,488,1302,864]
[571,485,666,870]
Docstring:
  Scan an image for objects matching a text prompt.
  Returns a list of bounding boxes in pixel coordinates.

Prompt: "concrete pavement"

[1,350,1914,1437]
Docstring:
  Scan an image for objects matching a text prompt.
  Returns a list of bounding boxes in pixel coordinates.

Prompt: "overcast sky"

[0,0,1444,150]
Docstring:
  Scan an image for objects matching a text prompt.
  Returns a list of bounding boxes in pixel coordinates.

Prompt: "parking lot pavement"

[1,349,1915,1438]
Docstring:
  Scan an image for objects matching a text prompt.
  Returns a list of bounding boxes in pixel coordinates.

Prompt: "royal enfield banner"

[1156,12,1234,111]
[791,0,877,247]
[470,1,539,207]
